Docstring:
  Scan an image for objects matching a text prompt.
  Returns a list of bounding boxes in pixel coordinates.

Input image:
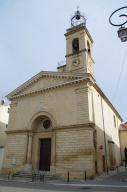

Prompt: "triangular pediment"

[7,71,84,99]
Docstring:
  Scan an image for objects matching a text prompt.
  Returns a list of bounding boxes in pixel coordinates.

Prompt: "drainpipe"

[100,96,108,174]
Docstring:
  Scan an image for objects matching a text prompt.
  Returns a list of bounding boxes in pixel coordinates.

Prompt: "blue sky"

[0,0,127,120]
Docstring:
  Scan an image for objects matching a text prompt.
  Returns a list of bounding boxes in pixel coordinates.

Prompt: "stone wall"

[4,133,27,169]
[88,86,122,172]
[4,78,123,177]
[55,127,95,179]
[8,83,90,132]
[5,82,91,171]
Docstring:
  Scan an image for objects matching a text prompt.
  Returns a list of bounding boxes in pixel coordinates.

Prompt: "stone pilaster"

[50,132,56,173]
[24,132,33,171]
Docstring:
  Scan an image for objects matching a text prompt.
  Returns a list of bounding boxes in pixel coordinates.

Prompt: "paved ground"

[0,183,127,192]
[0,167,127,192]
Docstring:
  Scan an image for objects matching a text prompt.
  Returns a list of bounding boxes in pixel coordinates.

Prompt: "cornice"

[6,129,28,134]
[6,71,86,100]
[65,49,86,58]
[119,128,127,132]
[65,25,93,43]
[54,123,95,130]
[6,123,95,134]
[57,64,66,69]
[10,74,95,100]
[93,83,123,122]
[119,123,127,131]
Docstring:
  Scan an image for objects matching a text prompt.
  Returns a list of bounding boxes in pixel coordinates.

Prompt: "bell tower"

[65,9,95,77]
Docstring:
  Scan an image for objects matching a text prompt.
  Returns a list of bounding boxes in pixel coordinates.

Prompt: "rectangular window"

[113,115,116,128]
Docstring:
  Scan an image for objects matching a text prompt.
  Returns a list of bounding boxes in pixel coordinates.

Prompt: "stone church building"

[3,10,123,179]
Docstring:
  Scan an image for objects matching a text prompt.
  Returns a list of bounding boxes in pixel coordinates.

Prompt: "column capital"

[28,131,33,137]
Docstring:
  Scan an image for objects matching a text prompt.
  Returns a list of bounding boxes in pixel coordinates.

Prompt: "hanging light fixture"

[109,6,127,42]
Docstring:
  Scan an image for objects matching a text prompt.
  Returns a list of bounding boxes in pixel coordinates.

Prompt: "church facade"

[3,10,123,179]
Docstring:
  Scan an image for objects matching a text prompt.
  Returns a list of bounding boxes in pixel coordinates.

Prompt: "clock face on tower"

[72,58,80,67]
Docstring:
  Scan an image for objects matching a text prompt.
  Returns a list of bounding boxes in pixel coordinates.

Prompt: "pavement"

[0,186,51,192]
[0,166,127,192]
[0,166,126,183]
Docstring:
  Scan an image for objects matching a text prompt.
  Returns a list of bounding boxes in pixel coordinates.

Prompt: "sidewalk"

[0,166,127,185]
[94,166,126,181]
[0,168,127,192]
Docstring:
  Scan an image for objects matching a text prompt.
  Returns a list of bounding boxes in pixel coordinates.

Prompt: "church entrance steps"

[0,170,61,182]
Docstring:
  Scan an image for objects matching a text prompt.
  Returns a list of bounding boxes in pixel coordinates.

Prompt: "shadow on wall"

[94,125,121,175]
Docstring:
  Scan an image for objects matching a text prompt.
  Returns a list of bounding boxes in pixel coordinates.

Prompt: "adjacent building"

[119,122,127,162]
[0,100,9,171]
[3,10,123,179]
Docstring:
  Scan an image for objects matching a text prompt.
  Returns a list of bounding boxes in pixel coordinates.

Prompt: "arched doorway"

[31,115,53,171]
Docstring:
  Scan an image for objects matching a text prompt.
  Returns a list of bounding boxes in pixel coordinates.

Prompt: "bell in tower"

[65,8,95,77]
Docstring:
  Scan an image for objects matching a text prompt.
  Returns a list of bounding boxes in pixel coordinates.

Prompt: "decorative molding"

[54,123,95,130]
[6,123,95,134]
[93,83,123,122]
[6,129,28,134]
[10,101,18,107]
[32,128,53,133]
[6,71,85,100]
[75,86,88,94]
[28,110,57,130]
[10,75,95,100]
[65,25,93,43]
[65,49,86,58]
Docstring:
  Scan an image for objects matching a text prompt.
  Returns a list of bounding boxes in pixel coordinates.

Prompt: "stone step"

[12,171,60,181]
[0,170,62,182]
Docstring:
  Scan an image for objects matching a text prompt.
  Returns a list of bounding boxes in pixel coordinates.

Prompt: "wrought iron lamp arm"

[109,6,127,27]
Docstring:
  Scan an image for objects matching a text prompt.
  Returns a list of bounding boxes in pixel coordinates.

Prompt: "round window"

[43,119,51,129]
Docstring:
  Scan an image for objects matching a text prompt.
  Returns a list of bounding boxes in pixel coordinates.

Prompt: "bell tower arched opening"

[72,38,79,53]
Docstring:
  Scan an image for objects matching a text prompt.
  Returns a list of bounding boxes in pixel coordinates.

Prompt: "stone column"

[24,132,33,171]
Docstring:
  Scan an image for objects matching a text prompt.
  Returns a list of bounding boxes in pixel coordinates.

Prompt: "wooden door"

[39,138,51,171]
